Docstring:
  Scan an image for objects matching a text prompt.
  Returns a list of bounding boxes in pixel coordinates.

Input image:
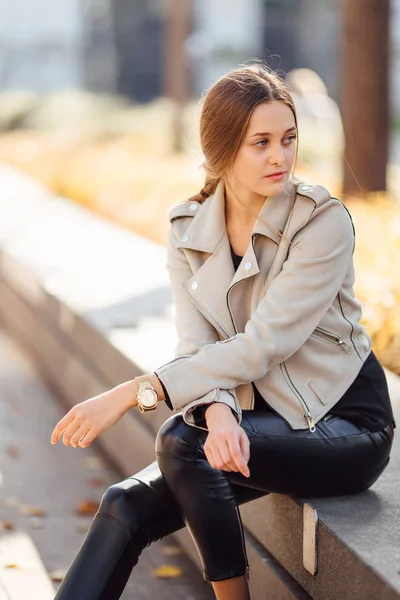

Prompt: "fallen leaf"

[49,569,67,582]
[151,565,183,578]
[5,564,20,569]
[19,505,46,517]
[86,477,106,487]
[6,445,20,459]
[75,499,100,516]
[0,521,15,531]
[161,545,183,556]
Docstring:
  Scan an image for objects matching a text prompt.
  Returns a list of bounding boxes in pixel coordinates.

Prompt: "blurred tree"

[341,0,389,195]
[163,0,193,153]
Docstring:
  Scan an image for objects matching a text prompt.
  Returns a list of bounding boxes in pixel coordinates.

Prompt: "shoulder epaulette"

[168,200,201,223]
[296,182,331,206]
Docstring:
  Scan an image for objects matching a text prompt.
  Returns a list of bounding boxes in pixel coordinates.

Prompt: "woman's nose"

[268,145,285,166]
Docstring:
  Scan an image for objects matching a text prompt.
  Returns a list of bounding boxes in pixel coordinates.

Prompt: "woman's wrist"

[148,373,166,402]
[115,379,139,411]
[205,402,236,427]
[116,373,165,412]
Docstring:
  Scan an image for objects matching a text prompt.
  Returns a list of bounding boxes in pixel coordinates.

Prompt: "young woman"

[51,64,396,600]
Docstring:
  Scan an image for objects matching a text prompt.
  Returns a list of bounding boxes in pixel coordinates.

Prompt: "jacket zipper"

[235,505,250,580]
[312,326,352,353]
[280,362,316,432]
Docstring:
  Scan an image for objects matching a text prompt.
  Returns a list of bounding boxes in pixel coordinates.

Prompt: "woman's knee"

[98,480,146,531]
[155,413,203,458]
[98,462,171,532]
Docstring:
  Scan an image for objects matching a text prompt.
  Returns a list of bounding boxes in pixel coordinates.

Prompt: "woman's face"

[229,100,297,199]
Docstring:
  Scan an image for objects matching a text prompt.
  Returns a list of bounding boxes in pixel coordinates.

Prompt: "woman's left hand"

[51,381,137,448]
[204,403,251,477]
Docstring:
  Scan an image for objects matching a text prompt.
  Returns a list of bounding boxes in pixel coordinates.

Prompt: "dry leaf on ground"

[0,521,15,531]
[5,563,20,569]
[6,445,20,458]
[152,565,183,578]
[75,499,100,516]
[19,505,46,517]
[86,476,106,487]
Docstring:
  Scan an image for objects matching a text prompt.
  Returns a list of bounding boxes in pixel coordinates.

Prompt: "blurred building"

[0,0,86,90]
[0,0,399,135]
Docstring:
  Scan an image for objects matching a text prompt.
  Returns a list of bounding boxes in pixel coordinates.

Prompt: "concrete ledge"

[1,164,399,600]
[0,530,54,600]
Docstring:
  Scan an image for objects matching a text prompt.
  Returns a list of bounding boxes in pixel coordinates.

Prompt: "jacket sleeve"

[159,223,243,429]
[155,198,355,410]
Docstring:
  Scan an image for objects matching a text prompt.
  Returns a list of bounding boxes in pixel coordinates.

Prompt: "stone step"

[0,531,54,600]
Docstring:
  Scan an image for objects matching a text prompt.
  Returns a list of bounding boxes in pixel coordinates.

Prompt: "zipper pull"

[305,411,316,433]
[337,338,352,353]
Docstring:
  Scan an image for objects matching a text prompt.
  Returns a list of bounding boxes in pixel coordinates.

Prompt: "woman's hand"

[204,403,250,477]
[50,380,138,448]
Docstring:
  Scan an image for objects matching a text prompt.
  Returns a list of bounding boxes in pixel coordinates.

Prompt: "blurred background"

[0,2,399,595]
[0,0,398,369]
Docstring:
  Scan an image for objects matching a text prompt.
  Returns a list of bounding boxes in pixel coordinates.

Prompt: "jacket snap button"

[191,281,199,290]
[181,234,190,242]
[244,262,252,270]
[300,185,311,191]
[190,203,198,211]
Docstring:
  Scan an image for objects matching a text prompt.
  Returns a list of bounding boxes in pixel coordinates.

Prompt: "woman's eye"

[255,135,297,148]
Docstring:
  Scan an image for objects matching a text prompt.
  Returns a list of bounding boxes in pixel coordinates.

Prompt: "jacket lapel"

[176,178,302,338]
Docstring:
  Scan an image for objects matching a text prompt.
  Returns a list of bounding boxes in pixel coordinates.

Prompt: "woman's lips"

[266,171,287,180]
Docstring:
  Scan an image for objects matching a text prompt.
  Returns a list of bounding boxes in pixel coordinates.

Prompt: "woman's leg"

[155,410,394,591]
[53,460,184,600]
[54,457,266,600]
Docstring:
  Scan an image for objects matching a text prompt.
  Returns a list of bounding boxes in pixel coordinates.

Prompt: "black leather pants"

[54,410,394,599]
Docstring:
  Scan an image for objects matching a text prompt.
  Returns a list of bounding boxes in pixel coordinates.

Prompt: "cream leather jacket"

[155,178,372,432]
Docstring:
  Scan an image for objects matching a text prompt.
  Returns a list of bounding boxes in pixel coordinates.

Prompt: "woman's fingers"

[239,430,251,464]
[226,435,250,477]
[51,411,75,444]
[78,427,100,448]
[61,419,83,447]
[206,436,249,476]
[69,424,90,448]
[218,439,238,472]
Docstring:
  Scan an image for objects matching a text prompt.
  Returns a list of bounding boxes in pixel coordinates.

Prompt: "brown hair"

[187,61,300,243]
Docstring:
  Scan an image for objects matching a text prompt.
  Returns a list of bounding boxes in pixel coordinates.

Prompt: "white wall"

[0,0,85,91]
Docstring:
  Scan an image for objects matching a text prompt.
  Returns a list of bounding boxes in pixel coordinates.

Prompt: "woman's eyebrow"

[249,126,297,138]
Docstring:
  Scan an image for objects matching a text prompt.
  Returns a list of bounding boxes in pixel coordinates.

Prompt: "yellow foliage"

[0,132,398,375]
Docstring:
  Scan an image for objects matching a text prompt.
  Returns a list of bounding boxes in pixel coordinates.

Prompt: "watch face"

[139,389,157,407]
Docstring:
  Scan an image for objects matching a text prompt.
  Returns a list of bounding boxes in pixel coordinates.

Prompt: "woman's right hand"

[204,403,250,477]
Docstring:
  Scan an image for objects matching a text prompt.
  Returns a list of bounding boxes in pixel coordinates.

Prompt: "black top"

[156,247,396,433]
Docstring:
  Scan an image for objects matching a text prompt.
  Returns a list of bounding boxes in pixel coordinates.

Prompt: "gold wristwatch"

[135,375,159,413]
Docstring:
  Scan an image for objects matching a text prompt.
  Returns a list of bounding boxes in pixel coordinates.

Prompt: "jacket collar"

[176,177,297,254]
